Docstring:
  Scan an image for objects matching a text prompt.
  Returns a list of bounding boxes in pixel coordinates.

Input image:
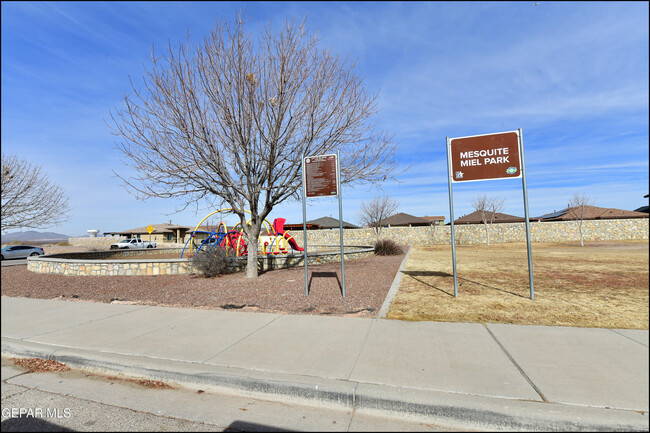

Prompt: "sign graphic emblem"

[506,167,518,174]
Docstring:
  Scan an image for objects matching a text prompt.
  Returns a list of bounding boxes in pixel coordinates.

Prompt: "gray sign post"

[446,129,534,300]
[518,128,535,300]
[445,137,459,297]
[302,152,346,297]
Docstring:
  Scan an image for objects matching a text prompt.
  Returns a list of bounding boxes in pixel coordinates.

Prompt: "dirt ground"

[387,240,649,329]
[1,246,406,318]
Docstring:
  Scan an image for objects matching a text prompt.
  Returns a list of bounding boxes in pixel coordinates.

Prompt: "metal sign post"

[147,224,154,244]
[302,153,345,297]
[446,129,534,299]
[518,128,535,300]
[446,137,459,297]
[302,155,309,297]
[336,150,346,297]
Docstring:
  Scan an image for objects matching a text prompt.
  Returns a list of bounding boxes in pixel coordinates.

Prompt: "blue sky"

[2,1,648,237]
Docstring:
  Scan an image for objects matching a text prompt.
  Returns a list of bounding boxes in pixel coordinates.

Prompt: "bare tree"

[358,195,399,239]
[1,153,70,233]
[471,194,506,246]
[567,193,592,247]
[108,14,400,278]
[429,220,440,246]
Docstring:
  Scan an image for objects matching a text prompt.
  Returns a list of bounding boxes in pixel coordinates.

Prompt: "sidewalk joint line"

[346,319,375,381]
[608,328,648,347]
[346,382,359,432]
[200,314,283,364]
[483,324,548,403]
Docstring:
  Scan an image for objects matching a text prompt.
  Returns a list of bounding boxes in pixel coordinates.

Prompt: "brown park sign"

[450,131,521,183]
[304,154,339,198]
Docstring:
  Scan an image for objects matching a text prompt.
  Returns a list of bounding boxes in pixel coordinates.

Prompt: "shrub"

[374,239,403,256]
[56,241,70,246]
[190,247,238,277]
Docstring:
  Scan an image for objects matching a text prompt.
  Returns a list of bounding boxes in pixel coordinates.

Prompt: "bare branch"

[471,194,505,246]
[108,13,401,278]
[1,153,70,233]
[567,193,592,247]
[358,195,399,239]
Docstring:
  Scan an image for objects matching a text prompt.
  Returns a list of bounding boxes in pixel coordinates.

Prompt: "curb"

[3,338,648,432]
[377,245,412,319]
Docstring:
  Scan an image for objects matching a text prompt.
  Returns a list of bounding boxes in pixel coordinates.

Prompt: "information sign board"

[450,131,521,183]
[446,128,534,300]
[304,154,338,197]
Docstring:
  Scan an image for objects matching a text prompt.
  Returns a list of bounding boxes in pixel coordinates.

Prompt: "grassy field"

[386,240,649,329]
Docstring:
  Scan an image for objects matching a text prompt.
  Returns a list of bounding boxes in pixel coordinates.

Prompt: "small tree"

[1,153,70,233]
[358,195,399,239]
[567,193,592,247]
[471,194,505,246]
[429,220,439,246]
[108,14,400,279]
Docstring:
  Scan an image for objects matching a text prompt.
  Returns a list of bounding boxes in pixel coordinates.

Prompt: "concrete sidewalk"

[1,296,648,431]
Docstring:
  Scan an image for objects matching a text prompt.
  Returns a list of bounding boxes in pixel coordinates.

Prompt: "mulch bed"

[1,249,407,318]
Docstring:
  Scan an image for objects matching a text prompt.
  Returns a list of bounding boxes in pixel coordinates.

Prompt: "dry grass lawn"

[387,240,649,329]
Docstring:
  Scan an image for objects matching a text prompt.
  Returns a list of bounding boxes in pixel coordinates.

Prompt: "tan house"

[106,224,192,244]
[421,215,446,225]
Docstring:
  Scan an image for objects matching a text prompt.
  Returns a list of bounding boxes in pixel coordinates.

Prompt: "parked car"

[1,245,45,260]
[109,238,156,250]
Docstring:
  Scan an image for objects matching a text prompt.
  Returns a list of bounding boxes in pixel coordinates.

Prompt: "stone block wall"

[68,236,126,249]
[28,246,373,276]
[286,218,648,247]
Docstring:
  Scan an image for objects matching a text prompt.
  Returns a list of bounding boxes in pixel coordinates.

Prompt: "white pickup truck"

[110,238,156,250]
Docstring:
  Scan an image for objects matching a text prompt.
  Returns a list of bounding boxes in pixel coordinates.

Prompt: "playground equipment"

[181,209,304,258]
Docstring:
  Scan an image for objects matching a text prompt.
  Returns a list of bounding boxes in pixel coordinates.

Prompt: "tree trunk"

[246,235,259,278]
[579,225,584,247]
[485,224,491,246]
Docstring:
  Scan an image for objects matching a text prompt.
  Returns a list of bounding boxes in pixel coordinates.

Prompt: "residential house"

[106,223,192,244]
[452,211,524,225]
[285,216,359,231]
[421,215,445,225]
[633,193,649,214]
[378,212,433,227]
[534,205,648,222]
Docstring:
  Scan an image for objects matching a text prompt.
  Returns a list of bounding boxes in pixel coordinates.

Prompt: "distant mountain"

[1,231,71,242]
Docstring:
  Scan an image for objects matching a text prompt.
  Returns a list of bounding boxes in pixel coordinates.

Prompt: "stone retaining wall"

[68,237,126,248]
[28,246,373,276]
[287,218,648,246]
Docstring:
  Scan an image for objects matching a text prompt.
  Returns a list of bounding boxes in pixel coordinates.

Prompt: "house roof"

[421,215,445,222]
[453,211,524,225]
[115,223,192,235]
[304,216,359,229]
[536,205,648,221]
[379,212,432,227]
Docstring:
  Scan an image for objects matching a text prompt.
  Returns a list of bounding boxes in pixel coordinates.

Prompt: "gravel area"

[1,248,407,318]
